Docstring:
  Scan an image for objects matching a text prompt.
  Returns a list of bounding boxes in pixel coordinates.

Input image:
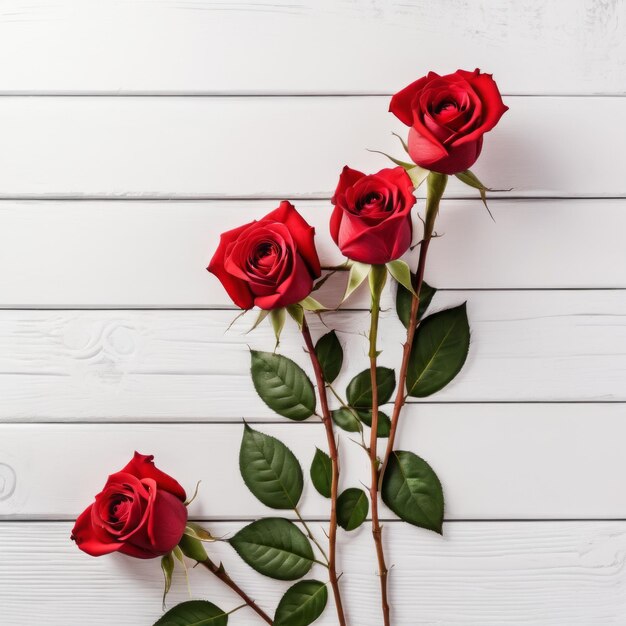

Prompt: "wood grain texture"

[0,0,623,95]
[0,199,624,308]
[0,96,622,198]
[2,412,626,520]
[2,521,626,625]
[0,292,622,421]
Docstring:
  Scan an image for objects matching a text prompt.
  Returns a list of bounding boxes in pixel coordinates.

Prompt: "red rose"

[330,166,415,264]
[390,68,508,175]
[208,201,321,310]
[71,452,188,559]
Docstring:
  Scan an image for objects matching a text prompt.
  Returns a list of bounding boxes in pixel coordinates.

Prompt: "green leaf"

[230,518,314,581]
[239,424,303,509]
[386,259,416,296]
[396,280,436,329]
[337,488,369,531]
[310,448,332,498]
[161,552,175,609]
[357,409,391,437]
[406,303,470,397]
[314,331,343,383]
[250,350,316,420]
[346,367,396,408]
[274,580,328,626]
[342,262,370,302]
[178,533,208,562]
[153,600,228,626]
[381,450,444,534]
[331,407,361,433]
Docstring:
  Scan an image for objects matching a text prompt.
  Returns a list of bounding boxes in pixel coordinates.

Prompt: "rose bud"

[390,68,508,175]
[208,201,321,310]
[330,166,416,265]
[71,452,188,559]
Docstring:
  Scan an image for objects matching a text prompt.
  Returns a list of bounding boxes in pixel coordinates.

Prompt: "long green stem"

[367,265,391,626]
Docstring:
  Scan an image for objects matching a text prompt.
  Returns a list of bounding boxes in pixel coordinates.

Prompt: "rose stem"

[367,265,391,626]
[199,556,273,624]
[300,316,348,626]
[379,170,447,486]
[378,237,431,486]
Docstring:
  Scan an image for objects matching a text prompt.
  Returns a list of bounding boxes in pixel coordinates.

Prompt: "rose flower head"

[390,68,508,175]
[71,452,188,559]
[208,201,321,310]
[330,166,416,265]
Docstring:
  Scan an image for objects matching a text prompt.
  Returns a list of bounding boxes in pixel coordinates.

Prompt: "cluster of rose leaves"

[71,69,507,626]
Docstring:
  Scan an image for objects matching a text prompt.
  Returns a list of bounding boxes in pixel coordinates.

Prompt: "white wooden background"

[0,1,625,624]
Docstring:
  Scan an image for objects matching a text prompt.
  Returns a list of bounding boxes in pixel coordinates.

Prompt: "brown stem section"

[368,272,391,626]
[300,317,348,626]
[379,237,431,487]
[200,557,273,624]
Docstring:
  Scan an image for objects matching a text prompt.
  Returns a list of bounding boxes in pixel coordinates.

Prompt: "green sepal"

[386,259,416,296]
[455,169,509,220]
[160,552,175,609]
[270,308,286,349]
[178,532,208,563]
[366,148,415,170]
[184,521,216,543]
[342,262,371,303]
[368,264,388,301]
[247,309,270,334]
[424,172,448,238]
[300,295,327,312]
[287,304,304,329]
[406,165,429,190]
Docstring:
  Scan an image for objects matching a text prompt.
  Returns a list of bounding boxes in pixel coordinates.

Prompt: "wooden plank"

[0,293,623,421]
[0,96,622,198]
[0,1,623,95]
[2,413,626,520]
[1,521,625,624]
[0,200,624,309]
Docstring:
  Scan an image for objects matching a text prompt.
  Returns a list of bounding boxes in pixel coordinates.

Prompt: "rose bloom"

[330,166,415,264]
[71,452,188,559]
[390,68,508,175]
[208,201,321,310]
